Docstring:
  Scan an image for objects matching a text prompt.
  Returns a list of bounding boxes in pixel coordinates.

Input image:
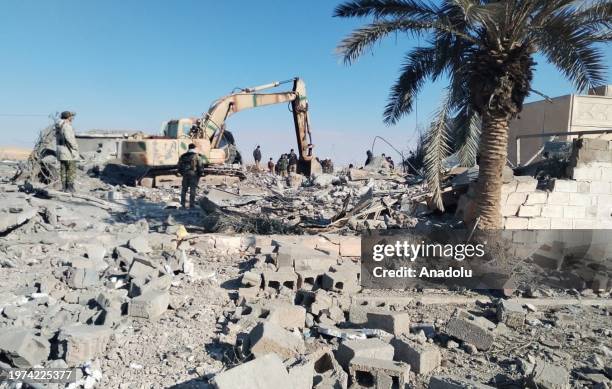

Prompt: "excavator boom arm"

[199,78,315,165]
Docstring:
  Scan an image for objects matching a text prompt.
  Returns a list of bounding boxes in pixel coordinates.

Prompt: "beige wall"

[508,94,612,166]
[508,95,571,165]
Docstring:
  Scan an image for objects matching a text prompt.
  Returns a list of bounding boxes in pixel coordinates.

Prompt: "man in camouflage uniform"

[288,149,298,173]
[55,111,80,192]
[278,154,289,177]
[178,144,204,209]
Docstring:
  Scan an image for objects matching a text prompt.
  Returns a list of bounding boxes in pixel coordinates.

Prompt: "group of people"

[253,145,299,177]
[365,150,395,169]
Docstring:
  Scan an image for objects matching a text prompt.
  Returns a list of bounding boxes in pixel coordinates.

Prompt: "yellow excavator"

[112,78,321,186]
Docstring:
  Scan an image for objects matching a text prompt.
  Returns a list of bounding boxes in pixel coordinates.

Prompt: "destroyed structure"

[1,107,611,389]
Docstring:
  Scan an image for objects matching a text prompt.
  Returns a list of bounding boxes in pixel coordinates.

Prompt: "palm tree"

[334,0,611,229]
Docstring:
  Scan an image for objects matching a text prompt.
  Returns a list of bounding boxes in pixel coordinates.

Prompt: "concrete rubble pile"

[0,140,610,388]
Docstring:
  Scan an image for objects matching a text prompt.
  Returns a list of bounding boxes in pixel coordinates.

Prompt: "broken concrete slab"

[128,257,160,281]
[428,375,495,388]
[0,206,38,235]
[212,353,291,389]
[392,337,441,375]
[0,328,49,368]
[241,271,261,288]
[286,357,315,389]
[445,310,495,351]
[349,357,410,389]
[496,299,526,329]
[128,235,151,254]
[248,321,305,360]
[128,289,169,320]
[266,301,306,330]
[334,338,394,371]
[527,360,570,389]
[66,267,99,289]
[366,311,410,336]
[58,324,112,365]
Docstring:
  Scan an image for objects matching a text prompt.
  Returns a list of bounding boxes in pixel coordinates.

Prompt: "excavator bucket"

[298,157,322,177]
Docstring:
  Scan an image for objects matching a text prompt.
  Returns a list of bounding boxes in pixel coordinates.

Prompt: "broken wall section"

[503,138,612,229]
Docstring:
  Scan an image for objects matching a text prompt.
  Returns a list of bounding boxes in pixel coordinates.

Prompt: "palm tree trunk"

[475,111,509,229]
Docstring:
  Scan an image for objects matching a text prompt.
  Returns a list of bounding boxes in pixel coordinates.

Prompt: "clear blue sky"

[1,0,610,165]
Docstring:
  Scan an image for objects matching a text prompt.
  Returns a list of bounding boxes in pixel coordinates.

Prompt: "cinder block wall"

[503,138,612,229]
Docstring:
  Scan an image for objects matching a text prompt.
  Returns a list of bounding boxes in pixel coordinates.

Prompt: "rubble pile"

[0,152,610,389]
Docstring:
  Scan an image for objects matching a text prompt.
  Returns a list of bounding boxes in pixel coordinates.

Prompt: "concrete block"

[563,206,585,219]
[349,357,409,389]
[262,270,298,291]
[128,257,159,281]
[128,235,151,253]
[249,322,305,360]
[366,311,410,336]
[212,353,291,389]
[528,217,551,230]
[241,271,261,288]
[501,181,517,194]
[496,300,525,328]
[428,375,495,388]
[527,360,570,389]
[550,218,571,229]
[571,166,602,181]
[310,290,333,316]
[506,192,527,205]
[525,192,548,205]
[547,192,570,205]
[541,205,564,218]
[601,167,612,181]
[573,219,598,229]
[286,358,314,389]
[551,179,577,193]
[582,138,609,151]
[128,289,169,320]
[515,176,538,192]
[296,269,325,290]
[334,338,394,371]
[518,205,541,217]
[0,328,49,368]
[501,203,520,217]
[569,193,592,206]
[504,217,528,230]
[321,270,360,293]
[392,337,441,375]
[445,310,494,351]
[58,324,112,365]
[266,302,306,330]
[274,252,293,269]
[590,181,610,194]
[66,267,99,289]
[577,181,590,193]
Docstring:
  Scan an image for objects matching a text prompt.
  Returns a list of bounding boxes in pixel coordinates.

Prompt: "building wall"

[508,95,572,165]
[508,91,612,167]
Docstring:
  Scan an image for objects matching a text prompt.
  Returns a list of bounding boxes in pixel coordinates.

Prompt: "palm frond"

[336,19,434,64]
[533,19,607,91]
[574,0,612,29]
[453,107,480,167]
[423,91,453,211]
[333,0,439,19]
[383,47,438,125]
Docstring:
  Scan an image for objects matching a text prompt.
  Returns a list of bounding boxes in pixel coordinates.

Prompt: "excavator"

[113,78,321,186]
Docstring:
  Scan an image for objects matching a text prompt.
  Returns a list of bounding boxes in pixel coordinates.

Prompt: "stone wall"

[502,138,612,229]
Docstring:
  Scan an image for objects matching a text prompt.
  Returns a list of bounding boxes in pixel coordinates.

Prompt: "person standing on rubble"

[278,154,289,177]
[365,150,373,166]
[178,143,204,209]
[55,111,80,192]
[267,157,275,174]
[253,145,262,171]
[288,148,298,173]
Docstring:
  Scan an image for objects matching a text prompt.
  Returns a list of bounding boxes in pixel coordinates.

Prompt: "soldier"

[55,111,80,192]
[288,149,298,173]
[178,143,203,209]
[253,145,262,171]
[267,157,275,174]
[278,154,289,177]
